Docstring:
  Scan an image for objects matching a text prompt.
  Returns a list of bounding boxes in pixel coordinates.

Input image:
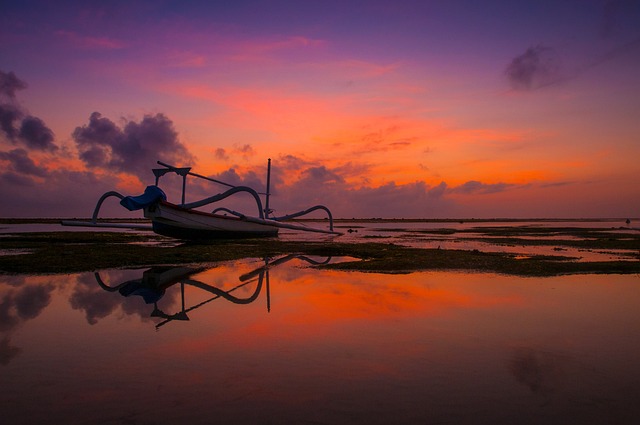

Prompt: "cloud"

[0,149,49,178]
[18,116,57,151]
[69,282,121,325]
[0,336,21,365]
[0,70,27,99]
[213,168,264,188]
[506,6,640,92]
[300,165,345,185]
[13,284,54,320]
[0,70,57,152]
[504,45,563,90]
[0,104,22,140]
[540,180,573,188]
[508,347,573,396]
[343,181,452,218]
[214,147,229,160]
[275,154,315,172]
[0,283,55,364]
[0,167,127,217]
[268,162,455,219]
[0,144,53,193]
[72,112,194,181]
[450,180,514,194]
[234,143,255,158]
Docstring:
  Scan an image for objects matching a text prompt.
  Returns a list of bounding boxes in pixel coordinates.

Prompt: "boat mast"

[264,158,272,218]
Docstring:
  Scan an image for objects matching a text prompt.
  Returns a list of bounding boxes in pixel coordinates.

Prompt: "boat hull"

[145,202,279,239]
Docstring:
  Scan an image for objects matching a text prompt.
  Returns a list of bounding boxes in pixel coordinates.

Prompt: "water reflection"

[509,346,572,399]
[93,255,331,329]
[0,276,55,364]
[1,262,639,424]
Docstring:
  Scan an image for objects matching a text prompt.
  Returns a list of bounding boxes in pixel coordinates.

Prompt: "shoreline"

[1,217,636,225]
[1,226,638,276]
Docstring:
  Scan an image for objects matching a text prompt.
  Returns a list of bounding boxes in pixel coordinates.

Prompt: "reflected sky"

[1,259,639,424]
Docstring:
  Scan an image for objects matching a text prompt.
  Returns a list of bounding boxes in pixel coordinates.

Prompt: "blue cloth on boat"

[120,185,167,211]
[119,282,165,304]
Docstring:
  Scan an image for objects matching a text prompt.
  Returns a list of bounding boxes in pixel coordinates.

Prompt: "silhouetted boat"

[63,159,340,239]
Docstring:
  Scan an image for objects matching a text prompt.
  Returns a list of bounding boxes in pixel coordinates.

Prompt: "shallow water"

[1,257,639,424]
[2,219,637,262]
[280,219,639,262]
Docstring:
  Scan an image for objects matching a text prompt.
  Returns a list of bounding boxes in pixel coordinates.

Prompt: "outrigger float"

[62,159,340,239]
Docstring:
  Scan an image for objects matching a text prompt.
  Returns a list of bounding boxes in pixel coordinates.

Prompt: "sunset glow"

[1,0,639,218]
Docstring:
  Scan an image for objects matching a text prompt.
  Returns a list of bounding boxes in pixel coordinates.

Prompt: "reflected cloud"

[0,335,21,365]
[0,282,55,365]
[508,346,571,397]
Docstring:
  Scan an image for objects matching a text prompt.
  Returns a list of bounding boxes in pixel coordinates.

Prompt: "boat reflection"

[94,255,331,329]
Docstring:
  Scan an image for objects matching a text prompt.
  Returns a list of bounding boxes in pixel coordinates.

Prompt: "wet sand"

[1,219,638,275]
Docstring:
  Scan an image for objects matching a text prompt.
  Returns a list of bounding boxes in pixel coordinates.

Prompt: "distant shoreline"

[0,217,635,225]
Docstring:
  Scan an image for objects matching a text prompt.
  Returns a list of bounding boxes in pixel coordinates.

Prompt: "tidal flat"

[1,219,638,275]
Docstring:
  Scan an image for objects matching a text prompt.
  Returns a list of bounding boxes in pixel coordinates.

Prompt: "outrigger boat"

[62,159,340,239]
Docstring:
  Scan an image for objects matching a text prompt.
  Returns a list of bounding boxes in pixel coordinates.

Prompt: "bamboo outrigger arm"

[181,185,266,219]
[91,191,125,223]
[272,205,336,232]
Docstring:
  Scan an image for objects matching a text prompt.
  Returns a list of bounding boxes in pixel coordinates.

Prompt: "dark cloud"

[0,70,57,151]
[0,335,21,365]
[346,181,447,218]
[508,347,572,396]
[234,143,255,158]
[13,284,54,320]
[0,294,19,332]
[275,154,314,172]
[0,104,22,140]
[300,166,345,185]
[0,171,38,187]
[0,70,27,99]
[428,181,447,198]
[0,149,49,177]
[333,161,373,180]
[72,112,194,181]
[505,45,563,90]
[0,283,55,364]
[69,285,120,325]
[209,168,264,189]
[214,147,228,160]
[0,167,128,217]
[450,180,514,194]
[273,162,454,219]
[0,148,50,189]
[18,116,57,151]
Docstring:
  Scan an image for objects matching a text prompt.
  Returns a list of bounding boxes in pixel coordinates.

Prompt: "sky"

[1,0,639,219]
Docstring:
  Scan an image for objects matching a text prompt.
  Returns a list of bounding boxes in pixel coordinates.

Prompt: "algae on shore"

[1,230,639,276]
